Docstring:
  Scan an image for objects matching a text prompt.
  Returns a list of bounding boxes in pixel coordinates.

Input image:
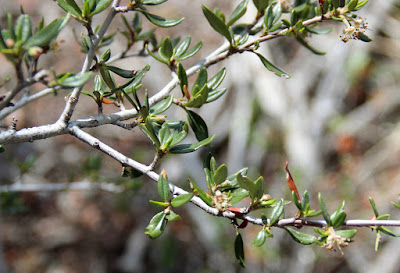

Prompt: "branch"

[0,86,60,121]
[57,0,122,125]
[0,73,46,112]
[63,126,400,230]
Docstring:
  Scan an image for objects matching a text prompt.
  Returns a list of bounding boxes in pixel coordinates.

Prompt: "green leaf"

[169,127,188,147]
[177,62,188,93]
[255,52,290,78]
[158,123,172,148]
[306,210,322,217]
[59,72,92,88]
[227,0,248,27]
[259,198,277,208]
[182,94,205,108]
[292,190,302,211]
[230,188,249,204]
[141,0,168,5]
[203,153,214,194]
[206,88,227,103]
[90,0,112,15]
[295,36,325,55]
[150,95,173,115]
[99,67,116,89]
[301,190,310,212]
[145,211,167,238]
[375,231,381,251]
[190,179,213,206]
[16,15,32,43]
[193,68,208,93]
[213,164,228,186]
[166,210,181,222]
[24,13,70,48]
[174,36,191,59]
[377,214,390,220]
[124,64,150,91]
[149,200,170,207]
[358,32,372,42]
[254,176,264,200]
[183,84,209,108]
[355,0,368,10]
[159,36,173,61]
[141,11,184,28]
[264,2,282,30]
[100,48,111,62]
[171,193,193,207]
[148,212,168,239]
[285,227,316,245]
[252,229,267,247]
[158,170,170,202]
[235,232,246,268]
[330,201,345,220]
[236,173,257,202]
[336,229,357,239]
[186,110,208,141]
[56,0,82,19]
[392,201,400,209]
[331,211,347,228]
[369,197,379,217]
[269,199,284,226]
[146,44,168,63]
[305,26,333,35]
[140,117,161,149]
[178,40,203,60]
[169,134,215,154]
[207,68,227,91]
[253,0,270,13]
[318,193,332,226]
[105,65,137,78]
[0,145,5,153]
[379,227,400,237]
[82,1,91,19]
[202,4,232,45]
[7,13,16,41]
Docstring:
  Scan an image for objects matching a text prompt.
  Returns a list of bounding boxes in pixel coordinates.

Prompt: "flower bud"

[28,46,43,58]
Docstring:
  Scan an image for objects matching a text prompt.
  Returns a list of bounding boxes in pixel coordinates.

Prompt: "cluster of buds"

[323,227,350,254]
[341,16,369,43]
[212,190,232,211]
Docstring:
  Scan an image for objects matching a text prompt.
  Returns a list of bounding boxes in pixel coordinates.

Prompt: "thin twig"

[57,0,122,125]
[0,86,60,121]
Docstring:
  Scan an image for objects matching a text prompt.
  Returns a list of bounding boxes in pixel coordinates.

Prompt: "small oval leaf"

[252,229,267,247]
[255,52,290,78]
[285,227,317,245]
[269,199,284,226]
[213,164,228,186]
[158,170,170,202]
[235,232,246,268]
[141,11,184,28]
[169,135,215,154]
[187,110,209,141]
[171,193,193,207]
[202,4,232,45]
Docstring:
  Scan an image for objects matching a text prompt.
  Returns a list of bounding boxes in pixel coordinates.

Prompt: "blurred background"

[1,0,400,272]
